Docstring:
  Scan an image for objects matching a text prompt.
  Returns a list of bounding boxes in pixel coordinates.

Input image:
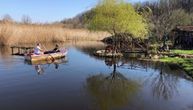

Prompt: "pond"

[0,41,193,110]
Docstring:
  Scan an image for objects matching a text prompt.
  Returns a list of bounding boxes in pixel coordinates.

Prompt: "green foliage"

[171,49,193,55]
[160,57,184,63]
[149,44,159,54]
[87,0,149,38]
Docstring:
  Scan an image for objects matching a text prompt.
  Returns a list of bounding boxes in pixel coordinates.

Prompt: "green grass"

[160,57,193,77]
[151,49,193,77]
[170,49,193,55]
[160,57,184,62]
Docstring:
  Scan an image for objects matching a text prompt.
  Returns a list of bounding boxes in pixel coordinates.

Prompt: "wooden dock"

[11,46,34,56]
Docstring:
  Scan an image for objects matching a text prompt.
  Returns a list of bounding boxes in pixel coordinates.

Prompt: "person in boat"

[52,44,60,52]
[44,44,60,54]
[34,43,44,55]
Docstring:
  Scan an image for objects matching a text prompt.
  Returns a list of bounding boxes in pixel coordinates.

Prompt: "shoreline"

[139,57,193,78]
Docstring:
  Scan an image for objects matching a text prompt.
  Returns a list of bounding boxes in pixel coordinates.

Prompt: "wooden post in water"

[18,47,20,55]
[11,47,14,55]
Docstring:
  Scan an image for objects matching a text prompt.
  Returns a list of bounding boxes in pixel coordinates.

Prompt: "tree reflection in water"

[86,58,140,110]
[149,63,179,100]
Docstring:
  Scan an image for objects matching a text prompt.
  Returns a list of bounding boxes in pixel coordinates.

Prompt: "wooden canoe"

[25,50,67,63]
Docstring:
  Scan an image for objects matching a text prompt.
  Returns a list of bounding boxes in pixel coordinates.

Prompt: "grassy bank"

[0,22,109,46]
[141,49,193,77]
[170,50,193,55]
[160,57,193,77]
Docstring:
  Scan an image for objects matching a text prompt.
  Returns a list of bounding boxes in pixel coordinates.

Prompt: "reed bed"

[0,22,109,46]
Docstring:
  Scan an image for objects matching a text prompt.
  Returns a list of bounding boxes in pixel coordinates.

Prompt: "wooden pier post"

[18,47,20,55]
[11,47,14,55]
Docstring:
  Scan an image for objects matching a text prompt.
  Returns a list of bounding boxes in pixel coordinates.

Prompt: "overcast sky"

[0,0,152,23]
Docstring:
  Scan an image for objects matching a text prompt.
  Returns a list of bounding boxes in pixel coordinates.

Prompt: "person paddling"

[34,43,44,55]
[52,44,60,52]
[44,44,60,54]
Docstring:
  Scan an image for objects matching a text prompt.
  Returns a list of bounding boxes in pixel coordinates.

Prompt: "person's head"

[37,43,41,46]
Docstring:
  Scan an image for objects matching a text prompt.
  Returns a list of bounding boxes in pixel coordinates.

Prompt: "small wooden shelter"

[172,26,193,49]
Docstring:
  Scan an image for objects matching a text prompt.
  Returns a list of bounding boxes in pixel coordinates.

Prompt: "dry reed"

[0,22,109,46]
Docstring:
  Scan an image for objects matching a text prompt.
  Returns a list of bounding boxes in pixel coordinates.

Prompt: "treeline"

[139,0,193,42]
[0,14,32,24]
[61,12,87,29]
[62,0,193,42]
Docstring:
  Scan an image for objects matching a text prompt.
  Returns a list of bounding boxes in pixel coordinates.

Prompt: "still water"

[0,42,193,110]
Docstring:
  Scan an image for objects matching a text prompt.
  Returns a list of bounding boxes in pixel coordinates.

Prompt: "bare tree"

[22,15,32,24]
[2,14,13,23]
[139,0,193,47]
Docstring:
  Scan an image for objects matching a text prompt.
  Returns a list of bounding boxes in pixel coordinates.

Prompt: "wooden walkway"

[11,46,34,56]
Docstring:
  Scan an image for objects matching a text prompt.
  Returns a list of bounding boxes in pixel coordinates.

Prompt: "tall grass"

[0,22,109,46]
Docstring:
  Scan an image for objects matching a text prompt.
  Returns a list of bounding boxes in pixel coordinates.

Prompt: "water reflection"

[0,46,10,57]
[25,57,68,75]
[86,58,140,110]
[148,63,179,100]
[79,45,191,102]
[186,105,193,110]
[34,65,44,75]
